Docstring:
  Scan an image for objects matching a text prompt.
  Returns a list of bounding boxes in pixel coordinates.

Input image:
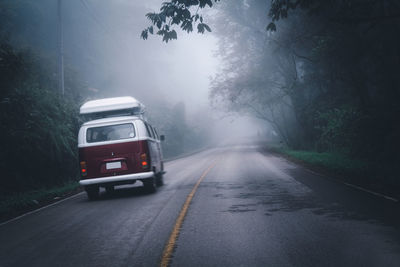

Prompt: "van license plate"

[106,161,121,170]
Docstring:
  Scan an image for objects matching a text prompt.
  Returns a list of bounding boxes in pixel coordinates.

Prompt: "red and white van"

[78,97,164,199]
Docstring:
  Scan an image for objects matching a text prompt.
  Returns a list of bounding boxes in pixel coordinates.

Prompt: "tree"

[142,0,400,183]
[141,0,220,42]
[0,43,82,193]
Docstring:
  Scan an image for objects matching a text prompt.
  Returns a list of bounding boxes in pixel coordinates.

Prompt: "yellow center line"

[160,161,218,267]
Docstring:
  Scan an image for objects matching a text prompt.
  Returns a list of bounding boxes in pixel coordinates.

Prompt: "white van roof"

[82,116,140,127]
[80,96,144,114]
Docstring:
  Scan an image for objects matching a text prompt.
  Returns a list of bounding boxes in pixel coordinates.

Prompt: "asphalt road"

[1,144,400,267]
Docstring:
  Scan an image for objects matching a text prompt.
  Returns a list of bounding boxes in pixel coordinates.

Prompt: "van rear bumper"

[79,171,154,186]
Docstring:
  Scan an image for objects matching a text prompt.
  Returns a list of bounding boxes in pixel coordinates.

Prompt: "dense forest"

[144,0,400,189]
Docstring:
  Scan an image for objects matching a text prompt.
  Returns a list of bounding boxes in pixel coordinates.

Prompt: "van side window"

[149,125,157,140]
[144,122,153,139]
[153,128,159,140]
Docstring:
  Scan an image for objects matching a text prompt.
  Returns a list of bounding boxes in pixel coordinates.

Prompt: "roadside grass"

[268,145,400,199]
[269,146,368,176]
[0,181,81,222]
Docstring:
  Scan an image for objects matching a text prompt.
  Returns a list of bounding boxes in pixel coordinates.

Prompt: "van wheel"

[143,177,157,193]
[105,186,114,194]
[156,172,164,186]
[85,185,99,200]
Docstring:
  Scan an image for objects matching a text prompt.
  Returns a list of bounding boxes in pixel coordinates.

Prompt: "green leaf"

[266,22,276,32]
[197,23,211,33]
[141,30,148,40]
[182,20,193,32]
[182,9,191,19]
[197,23,205,33]
[199,0,213,8]
[170,30,177,39]
[160,13,166,22]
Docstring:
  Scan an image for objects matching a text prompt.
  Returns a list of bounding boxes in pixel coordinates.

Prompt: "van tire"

[156,172,164,186]
[143,177,157,193]
[105,186,114,194]
[85,185,99,200]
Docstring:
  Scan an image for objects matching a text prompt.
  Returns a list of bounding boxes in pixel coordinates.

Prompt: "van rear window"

[86,123,135,143]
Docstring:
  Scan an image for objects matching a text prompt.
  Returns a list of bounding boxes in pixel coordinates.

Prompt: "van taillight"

[140,153,148,168]
[80,161,87,176]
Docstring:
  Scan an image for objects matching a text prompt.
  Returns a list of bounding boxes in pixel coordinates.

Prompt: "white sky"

[63,0,265,139]
[72,0,221,112]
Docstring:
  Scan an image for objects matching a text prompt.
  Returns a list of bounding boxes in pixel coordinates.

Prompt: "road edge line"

[300,165,399,203]
[0,192,84,227]
[343,182,399,202]
[266,148,400,203]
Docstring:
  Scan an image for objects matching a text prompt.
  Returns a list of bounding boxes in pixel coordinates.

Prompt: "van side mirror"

[160,135,165,141]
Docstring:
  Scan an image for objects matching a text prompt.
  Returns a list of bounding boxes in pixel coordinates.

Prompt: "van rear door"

[80,122,140,179]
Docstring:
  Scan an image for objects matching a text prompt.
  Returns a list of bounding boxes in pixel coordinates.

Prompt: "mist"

[3,0,398,191]
[5,0,263,149]
[2,2,400,265]
[62,0,219,109]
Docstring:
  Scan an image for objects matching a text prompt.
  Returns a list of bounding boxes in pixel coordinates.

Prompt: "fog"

[2,0,399,203]
[2,0,400,263]
[63,0,219,109]
[5,0,398,154]
[8,0,264,147]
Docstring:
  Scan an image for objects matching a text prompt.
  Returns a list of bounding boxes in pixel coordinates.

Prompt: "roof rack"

[80,96,146,121]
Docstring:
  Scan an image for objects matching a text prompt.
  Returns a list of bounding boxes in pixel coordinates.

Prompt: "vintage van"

[78,97,164,199]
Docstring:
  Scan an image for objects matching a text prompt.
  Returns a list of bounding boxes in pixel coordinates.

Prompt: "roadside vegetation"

[0,41,84,219]
[268,143,368,177]
[272,148,367,175]
[0,182,80,222]
[267,143,400,198]
[0,43,82,194]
